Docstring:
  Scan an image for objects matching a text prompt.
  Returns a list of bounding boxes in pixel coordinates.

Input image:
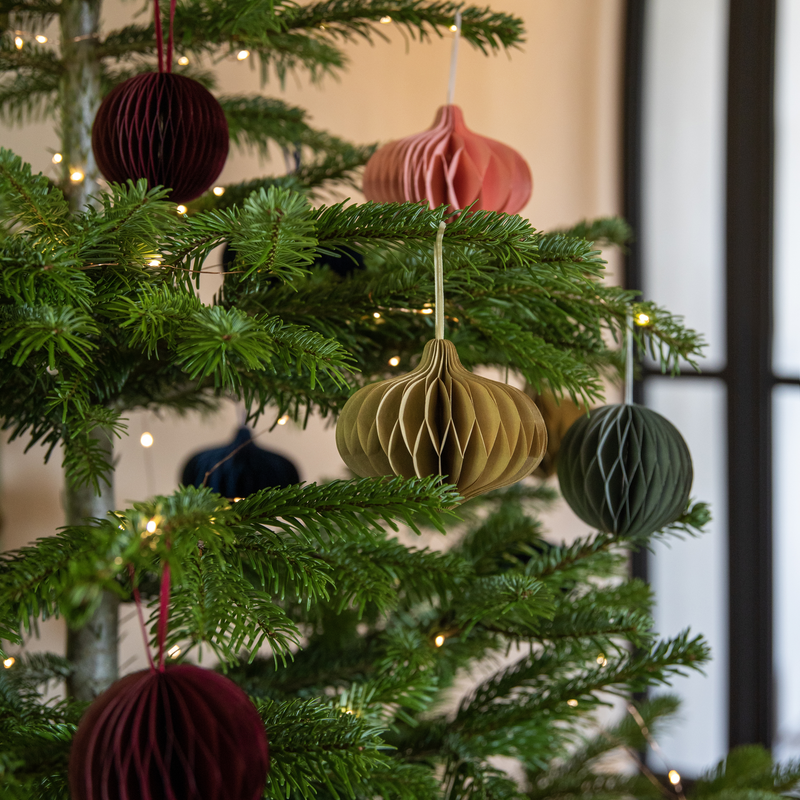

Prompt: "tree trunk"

[60,0,101,211]
[59,0,117,701]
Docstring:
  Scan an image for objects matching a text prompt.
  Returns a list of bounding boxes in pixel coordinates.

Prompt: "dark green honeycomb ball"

[557,404,693,537]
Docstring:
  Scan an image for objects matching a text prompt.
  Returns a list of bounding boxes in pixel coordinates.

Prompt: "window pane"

[774,0,800,377]
[773,386,800,760]
[646,377,728,775]
[642,0,728,371]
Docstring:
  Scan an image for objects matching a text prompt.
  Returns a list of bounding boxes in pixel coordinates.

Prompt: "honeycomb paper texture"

[336,339,547,501]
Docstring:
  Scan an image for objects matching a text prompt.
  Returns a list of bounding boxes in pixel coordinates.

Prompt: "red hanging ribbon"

[128,564,156,672]
[156,560,171,671]
[153,0,178,74]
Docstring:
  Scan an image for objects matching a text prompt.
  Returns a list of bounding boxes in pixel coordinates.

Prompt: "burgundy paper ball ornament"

[362,104,532,214]
[69,663,270,800]
[92,73,229,204]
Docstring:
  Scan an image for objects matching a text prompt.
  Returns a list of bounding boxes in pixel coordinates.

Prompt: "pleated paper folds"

[336,339,547,501]
[362,105,532,214]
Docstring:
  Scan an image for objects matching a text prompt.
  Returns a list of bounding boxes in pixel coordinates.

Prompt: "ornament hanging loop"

[153,0,177,73]
[447,10,462,105]
[434,221,446,339]
[625,307,634,406]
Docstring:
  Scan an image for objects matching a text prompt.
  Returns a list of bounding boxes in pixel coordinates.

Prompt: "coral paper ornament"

[91,0,228,203]
[336,223,546,501]
[362,104,532,214]
[69,665,270,800]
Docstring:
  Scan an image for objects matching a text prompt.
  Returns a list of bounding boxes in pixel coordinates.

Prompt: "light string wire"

[434,221,446,339]
[447,10,462,105]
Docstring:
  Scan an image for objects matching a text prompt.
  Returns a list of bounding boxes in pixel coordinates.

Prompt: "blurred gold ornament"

[336,223,547,501]
[527,389,588,478]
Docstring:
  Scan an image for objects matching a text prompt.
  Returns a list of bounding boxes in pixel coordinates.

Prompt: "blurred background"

[1,0,796,780]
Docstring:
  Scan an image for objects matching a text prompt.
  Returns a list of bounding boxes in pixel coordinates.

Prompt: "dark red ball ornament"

[69,664,270,800]
[92,72,229,203]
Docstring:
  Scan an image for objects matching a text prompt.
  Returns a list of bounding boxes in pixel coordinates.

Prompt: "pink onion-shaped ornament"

[363,104,532,213]
[69,664,269,800]
[92,72,229,203]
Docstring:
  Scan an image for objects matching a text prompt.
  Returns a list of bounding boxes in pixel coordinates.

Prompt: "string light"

[388,356,400,367]
[3,657,15,668]
[70,170,84,182]
[373,311,381,319]
[434,634,445,647]
[450,24,458,31]
[35,34,48,43]
[236,49,250,60]
[635,312,651,326]
[668,770,681,786]
[420,308,433,315]
[168,645,181,658]
[148,258,161,267]
[567,698,578,707]
[146,519,157,534]
[14,35,23,49]
[319,23,327,30]
[140,432,154,448]
[596,653,608,667]
[114,556,123,565]
[277,414,289,425]
[176,204,187,214]
[232,497,243,503]
[380,15,392,23]
[177,55,189,65]
[212,186,225,196]
[51,152,62,164]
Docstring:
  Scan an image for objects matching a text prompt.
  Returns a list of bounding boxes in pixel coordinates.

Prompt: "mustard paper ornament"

[335,223,547,501]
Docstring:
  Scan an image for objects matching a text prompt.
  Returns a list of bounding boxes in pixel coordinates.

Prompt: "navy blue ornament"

[181,427,300,498]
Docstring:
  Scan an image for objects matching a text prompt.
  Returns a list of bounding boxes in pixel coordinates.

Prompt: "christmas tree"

[1,1,785,798]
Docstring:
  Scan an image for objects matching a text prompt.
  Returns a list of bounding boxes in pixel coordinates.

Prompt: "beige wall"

[0,0,623,667]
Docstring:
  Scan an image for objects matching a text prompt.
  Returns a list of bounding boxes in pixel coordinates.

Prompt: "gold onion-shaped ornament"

[335,224,547,501]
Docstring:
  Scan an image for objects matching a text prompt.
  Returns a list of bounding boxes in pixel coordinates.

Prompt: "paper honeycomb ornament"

[69,664,270,800]
[362,104,532,214]
[91,0,228,203]
[336,222,546,501]
[557,403,693,537]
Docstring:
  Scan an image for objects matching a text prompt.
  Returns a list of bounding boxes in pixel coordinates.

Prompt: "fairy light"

[168,645,181,658]
[388,356,400,367]
[140,432,154,448]
[635,312,651,326]
[567,698,578,707]
[232,497,243,503]
[373,311,381,319]
[114,556,123,565]
[177,55,189,65]
[70,170,84,182]
[146,519,157,534]
[450,24,458,31]
[596,653,608,667]
[35,34,48,43]
[51,153,62,164]
[420,308,433,315]
[668,770,681,786]
[380,15,392,23]
[319,23,327,29]
[176,204,187,214]
[3,657,15,668]
[212,186,225,196]
[148,258,161,267]
[14,35,23,49]
[236,49,250,60]
[277,414,289,426]
[434,634,445,647]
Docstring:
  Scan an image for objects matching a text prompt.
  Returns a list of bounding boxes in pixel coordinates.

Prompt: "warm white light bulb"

[148,259,161,267]
[596,654,608,666]
[450,24,458,31]
[70,170,84,182]
[635,312,651,326]
[35,34,48,43]
[212,186,225,196]
[668,770,681,786]
[373,311,381,319]
[3,657,15,668]
[236,49,250,60]
[567,698,578,707]
[146,519,157,534]
[434,635,445,647]
[388,356,400,367]
[380,15,392,23]
[176,204,187,214]
[14,36,23,49]
[177,55,189,65]
[52,153,62,164]
[168,645,181,658]
[140,432,154,448]
[277,414,289,426]
[420,308,433,315]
